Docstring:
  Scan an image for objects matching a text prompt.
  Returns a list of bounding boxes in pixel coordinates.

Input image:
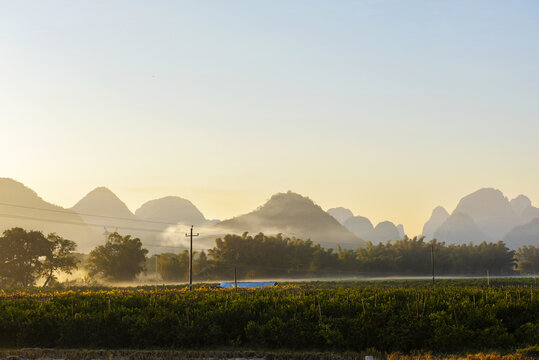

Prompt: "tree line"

[157,233,536,282]
[0,227,537,287]
[0,228,147,287]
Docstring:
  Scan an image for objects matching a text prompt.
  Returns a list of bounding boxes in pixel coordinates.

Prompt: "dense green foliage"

[156,251,190,281]
[0,228,77,287]
[41,233,78,287]
[208,233,338,278]
[153,233,523,281]
[149,250,211,282]
[0,284,536,352]
[516,246,539,274]
[353,239,515,275]
[87,232,148,282]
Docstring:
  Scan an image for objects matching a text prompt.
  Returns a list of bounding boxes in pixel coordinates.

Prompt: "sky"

[1,0,538,235]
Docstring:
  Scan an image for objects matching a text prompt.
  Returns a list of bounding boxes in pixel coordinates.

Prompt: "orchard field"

[0,279,537,356]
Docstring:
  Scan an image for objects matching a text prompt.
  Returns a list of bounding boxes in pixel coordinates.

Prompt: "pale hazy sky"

[1,1,538,235]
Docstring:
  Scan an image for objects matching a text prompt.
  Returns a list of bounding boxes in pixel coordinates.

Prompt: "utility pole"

[431,244,435,286]
[185,225,199,291]
[234,266,237,290]
[155,254,159,282]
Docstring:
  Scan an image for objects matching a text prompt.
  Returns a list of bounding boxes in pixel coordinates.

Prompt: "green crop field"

[0,279,537,354]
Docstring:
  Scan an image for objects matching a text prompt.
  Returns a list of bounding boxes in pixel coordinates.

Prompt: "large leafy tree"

[194,250,211,279]
[88,232,148,282]
[157,251,189,281]
[153,250,210,282]
[0,228,79,288]
[0,228,49,287]
[516,245,538,274]
[41,233,78,287]
[208,232,337,278]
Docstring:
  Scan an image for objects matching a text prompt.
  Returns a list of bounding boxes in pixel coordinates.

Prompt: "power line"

[0,213,180,234]
[0,205,447,278]
[0,202,366,248]
[0,210,437,277]
[0,213,213,251]
[0,209,365,250]
[0,201,183,227]
[0,212,367,269]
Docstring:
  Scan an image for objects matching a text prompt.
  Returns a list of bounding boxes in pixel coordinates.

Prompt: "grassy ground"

[0,349,538,360]
[5,276,537,294]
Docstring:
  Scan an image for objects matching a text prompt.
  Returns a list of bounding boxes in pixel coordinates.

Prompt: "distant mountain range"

[0,178,211,252]
[0,178,537,252]
[135,196,207,230]
[327,207,404,243]
[0,178,100,252]
[70,187,141,238]
[0,179,364,252]
[423,188,539,249]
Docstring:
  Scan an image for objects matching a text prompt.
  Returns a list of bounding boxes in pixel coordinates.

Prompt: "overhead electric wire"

[0,201,181,227]
[0,206,372,277]
[0,205,366,249]
[0,202,365,247]
[0,213,180,234]
[0,213,204,250]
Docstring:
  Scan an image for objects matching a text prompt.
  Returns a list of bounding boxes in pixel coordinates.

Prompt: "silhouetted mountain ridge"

[423,206,450,241]
[327,207,354,225]
[2,179,537,252]
[0,178,100,252]
[135,196,208,230]
[328,207,404,243]
[452,188,519,239]
[216,192,364,249]
[0,179,214,253]
[434,212,491,245]
[71,187,137,220]
[423,188,539,248]
[343,216,373,240]
[503,219,539,249]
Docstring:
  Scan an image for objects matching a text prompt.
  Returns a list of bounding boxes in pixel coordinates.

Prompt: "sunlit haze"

[1,1,538,235]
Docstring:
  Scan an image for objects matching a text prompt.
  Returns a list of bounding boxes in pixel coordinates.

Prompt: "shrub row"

[0,286,536,352]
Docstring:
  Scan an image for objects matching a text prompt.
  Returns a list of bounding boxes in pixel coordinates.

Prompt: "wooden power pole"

[185,225,199,291]
[234,266,237,290]
[431,244,435,286]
